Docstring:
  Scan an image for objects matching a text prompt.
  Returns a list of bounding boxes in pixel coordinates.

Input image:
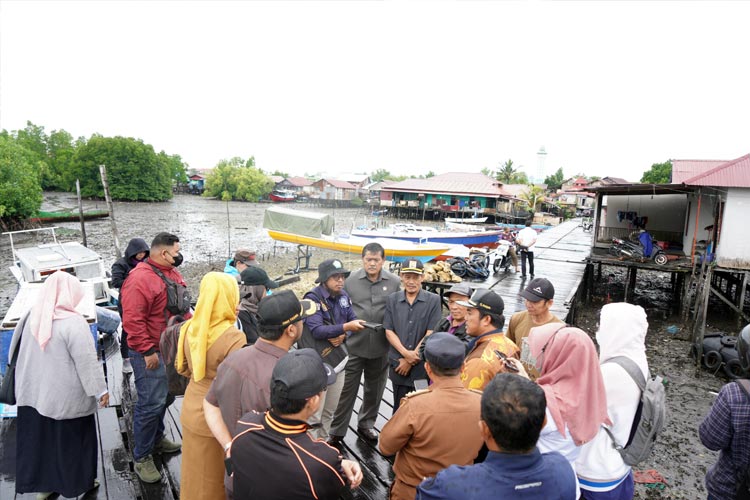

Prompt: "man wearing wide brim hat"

[230,348,364,499]
[458,289,521,391]
[383,259,442,413]
[300,259,366,441]
[204,290,316,499]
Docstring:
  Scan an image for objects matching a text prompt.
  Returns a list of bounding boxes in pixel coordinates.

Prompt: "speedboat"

[269,190,296,202]
[351,223,503,249]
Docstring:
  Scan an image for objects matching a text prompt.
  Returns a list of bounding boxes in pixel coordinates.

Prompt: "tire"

[704,350,722,370]
[449,258,468,277]
[724,359,745,379]
[608,246,620,257]
[654,253,668,265]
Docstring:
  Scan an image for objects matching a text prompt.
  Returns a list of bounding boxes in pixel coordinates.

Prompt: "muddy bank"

[576,266,738,499]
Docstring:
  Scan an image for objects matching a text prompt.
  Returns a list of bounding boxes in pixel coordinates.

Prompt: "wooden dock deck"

[0,219,593,499]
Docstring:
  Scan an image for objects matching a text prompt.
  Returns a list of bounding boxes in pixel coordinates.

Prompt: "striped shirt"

[699,380,750,499]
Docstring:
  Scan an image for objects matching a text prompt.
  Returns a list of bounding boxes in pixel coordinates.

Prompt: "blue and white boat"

[351,223,503,249]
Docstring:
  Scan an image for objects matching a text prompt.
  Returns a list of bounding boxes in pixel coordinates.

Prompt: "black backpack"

[735,379,750,500]
[159,315,190,396]
[148,264,192,316]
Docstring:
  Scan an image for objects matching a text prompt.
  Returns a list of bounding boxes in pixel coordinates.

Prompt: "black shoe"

[520,274,527,278]
[530,274,535,278]
[357,427,379,442]
[327,435,344,448]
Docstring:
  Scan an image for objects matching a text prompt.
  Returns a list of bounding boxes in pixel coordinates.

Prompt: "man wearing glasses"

[302,259,366,440]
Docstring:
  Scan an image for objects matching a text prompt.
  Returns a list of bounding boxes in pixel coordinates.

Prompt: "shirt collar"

[467,328,504,351]
[399,289,425,303]
[484,448,543,471]
[254,340,288,358]
[265,411,309,435]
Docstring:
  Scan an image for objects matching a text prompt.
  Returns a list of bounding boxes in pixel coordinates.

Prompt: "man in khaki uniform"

[379,333,483,500]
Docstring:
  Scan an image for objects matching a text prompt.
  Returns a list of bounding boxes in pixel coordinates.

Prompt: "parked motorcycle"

[448,248,491,280]
[490,240,513,274]
[609,237,668,265]
[581,218,593,232]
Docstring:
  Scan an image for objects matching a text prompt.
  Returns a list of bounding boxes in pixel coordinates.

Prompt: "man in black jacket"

[110,237,149,373]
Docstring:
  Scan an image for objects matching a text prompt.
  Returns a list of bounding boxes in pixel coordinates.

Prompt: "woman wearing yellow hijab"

[177,272,245,500]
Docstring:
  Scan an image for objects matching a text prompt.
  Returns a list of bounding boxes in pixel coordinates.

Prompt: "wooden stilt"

[738,272,749,328]
[695,267,713,371]
[75,179,87,248]
[98,164,122,259]
[597,262,602,281]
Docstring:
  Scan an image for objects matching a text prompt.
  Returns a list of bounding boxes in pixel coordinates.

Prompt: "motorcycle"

[490,240,513,274]
[609,237,668,265]
[448,248,491,280]
[581,217,593,232]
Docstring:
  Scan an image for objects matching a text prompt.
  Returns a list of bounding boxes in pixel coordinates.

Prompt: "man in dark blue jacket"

[416,373,577,500]
[303,259,365,440]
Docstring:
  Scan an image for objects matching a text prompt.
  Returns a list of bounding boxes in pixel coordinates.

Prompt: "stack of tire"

[693,333,746,379]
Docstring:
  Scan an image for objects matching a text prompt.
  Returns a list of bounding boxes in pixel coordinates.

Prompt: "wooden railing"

[596,226,683,244]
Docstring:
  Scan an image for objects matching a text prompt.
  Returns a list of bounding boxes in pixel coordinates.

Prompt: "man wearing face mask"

[121,232,189,483]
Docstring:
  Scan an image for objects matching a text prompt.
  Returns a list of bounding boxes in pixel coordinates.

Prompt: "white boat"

[351,223,503,249]
[4,227,114,305]
[444,216,488,224]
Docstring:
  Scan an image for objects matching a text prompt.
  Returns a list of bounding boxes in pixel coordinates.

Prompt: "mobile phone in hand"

[361,321,382,329]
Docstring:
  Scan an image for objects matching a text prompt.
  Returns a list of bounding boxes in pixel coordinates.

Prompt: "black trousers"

[521,250,534,276]
[392,383,414,414]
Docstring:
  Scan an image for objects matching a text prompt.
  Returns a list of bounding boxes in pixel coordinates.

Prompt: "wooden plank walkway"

[0,219,594,499]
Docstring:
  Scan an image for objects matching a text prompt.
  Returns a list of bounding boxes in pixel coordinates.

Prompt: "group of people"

[8,229,750,500]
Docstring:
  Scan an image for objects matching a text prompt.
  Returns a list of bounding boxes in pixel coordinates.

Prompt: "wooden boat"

[351,223,503,249]
[269,189,296,202]
[263,206,450,263]
[28,209,109,223]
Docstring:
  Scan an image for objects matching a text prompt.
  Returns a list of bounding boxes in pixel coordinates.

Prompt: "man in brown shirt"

[203,290,316,497]
[379,332,483,500]
[506,277,563,347]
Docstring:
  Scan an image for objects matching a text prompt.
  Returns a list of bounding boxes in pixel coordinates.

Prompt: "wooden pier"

[0,219,594,499]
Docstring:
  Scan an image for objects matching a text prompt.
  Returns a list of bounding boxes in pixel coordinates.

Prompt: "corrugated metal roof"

[682,153,750,187]
[321,178,357,189]
[382,172,514,198]
[671,159,727,183]
[285,176,313,187]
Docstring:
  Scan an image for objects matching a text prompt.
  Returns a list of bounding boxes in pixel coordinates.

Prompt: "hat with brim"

[446,282,472,299]
[233,249,256,266]
[315,259,351,284]
[258,290,317,327]
[271,349,337,399]
[400,259,424,275]
[456,289,505,316]
[520,278,555,302]
[240,266,278,289]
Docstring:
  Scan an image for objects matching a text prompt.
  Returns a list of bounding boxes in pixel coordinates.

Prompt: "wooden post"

[99,165,122,259]
[690,189,702,266]
[75,179,88,247]
[695,267,713,370]
[738,271,749,328]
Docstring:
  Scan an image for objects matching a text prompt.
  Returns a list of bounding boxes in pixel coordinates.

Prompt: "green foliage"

[425,170,435,178]
[269,169,289,178]
[481,166,493,177]
[204,158,274,201]
[10,121,77,191]
[158,151,188,183]
[350,197,364,207]
[0,136,43,220]
[71,136,173,201]
[641,161,672,184]
[544,167,565,191]
[519,184,546,212]
[371,168,392,182]
[511,172,529,184]
[496,159,517,183]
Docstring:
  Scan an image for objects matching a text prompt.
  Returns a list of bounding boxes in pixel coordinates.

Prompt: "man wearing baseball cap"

[204,290,316,498]
[380,333,483,500]
[506,278,563,348]
[235,266,279,344]
[230,349,363,499]
[384,260,442,412]
[299,259,366,440]
[224,248,258,279]
[458,289,521,391]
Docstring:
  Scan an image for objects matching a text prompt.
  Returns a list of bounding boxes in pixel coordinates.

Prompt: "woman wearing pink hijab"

[9,271,108,500]
[520,323,611,498]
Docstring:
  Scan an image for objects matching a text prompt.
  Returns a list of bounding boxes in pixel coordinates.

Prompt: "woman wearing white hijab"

[576,302,649,499]
[10,271,108,499]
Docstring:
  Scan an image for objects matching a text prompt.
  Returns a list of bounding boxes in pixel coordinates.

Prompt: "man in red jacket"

[121,232,188,483]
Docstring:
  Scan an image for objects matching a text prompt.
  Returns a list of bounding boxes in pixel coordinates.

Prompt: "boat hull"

[28,210,109,223]
[269,194,295,202]
[267,230,449,263]
[350,230,502,249]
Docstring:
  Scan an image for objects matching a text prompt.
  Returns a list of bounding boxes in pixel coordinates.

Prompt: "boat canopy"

[263,206,334,238]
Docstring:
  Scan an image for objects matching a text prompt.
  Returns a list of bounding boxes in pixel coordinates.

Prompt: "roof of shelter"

[382,172,514,198]
[319,178,358,189]
[681,153,750,188]
[671,159,727,183]
[284,176,313,187]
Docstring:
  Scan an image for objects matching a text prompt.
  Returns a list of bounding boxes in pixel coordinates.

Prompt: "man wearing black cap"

[236,266,279,345]
[506,278,563,349]
[379,333,483,500]
[203,290,316,498]
[300,259,366,440]
[384,259,442,412]
[230,349,363,500]
[458,289,521,391]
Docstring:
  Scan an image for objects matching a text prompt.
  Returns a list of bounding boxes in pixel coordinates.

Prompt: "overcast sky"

[1,1,749,182]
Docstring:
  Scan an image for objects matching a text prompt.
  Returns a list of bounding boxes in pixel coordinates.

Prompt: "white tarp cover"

[263,206,334,238]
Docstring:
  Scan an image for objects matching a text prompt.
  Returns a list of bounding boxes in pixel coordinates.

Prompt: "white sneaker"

[122,358,133,374]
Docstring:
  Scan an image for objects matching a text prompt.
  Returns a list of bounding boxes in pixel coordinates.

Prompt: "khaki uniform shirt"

[460,333,519,391]
[378,379,483,500]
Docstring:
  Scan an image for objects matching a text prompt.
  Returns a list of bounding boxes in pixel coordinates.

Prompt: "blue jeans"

[130,350,172,461]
